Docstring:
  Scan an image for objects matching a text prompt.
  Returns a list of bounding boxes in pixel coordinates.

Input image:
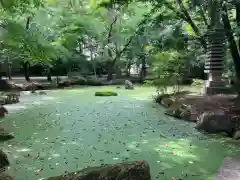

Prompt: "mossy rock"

[165,101,191,120]
[154,93,170,104]
[95,91,118,96]
[161,97,174,107]
[0,128,14,141]
[47,161,151,180]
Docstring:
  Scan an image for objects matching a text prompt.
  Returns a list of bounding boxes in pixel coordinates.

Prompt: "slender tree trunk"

[0,63,2,80]
[116,65,122,78]
[7,59,12,80]
[236,4,240,52]
[140,56,146,81]
[126,63,131,77]
[47,67,52,81]
[107,63,113,81]
[23,62,30,81]
[107,58,115,81]
[221,3,240,80]
[90,48,97,78]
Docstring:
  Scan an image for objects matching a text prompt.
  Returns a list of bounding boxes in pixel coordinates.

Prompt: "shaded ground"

[0,86,240,180]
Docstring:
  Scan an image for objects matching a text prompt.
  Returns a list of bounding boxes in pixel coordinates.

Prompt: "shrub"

[95,91,118,96]
[191,79,204,86]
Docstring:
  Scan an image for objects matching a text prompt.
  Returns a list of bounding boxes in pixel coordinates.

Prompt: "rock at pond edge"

[233,130,240,140]
[47,160,151,180]
[0,128,14,141]
[0,150,9,169]
[164,101,191,121]
[0,106,8,118]
[195,111,235,137]
[125,80,134,90]
[0,171,13,180]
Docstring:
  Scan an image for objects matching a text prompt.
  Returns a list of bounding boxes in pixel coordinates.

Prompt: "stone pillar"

[204,27,229,95]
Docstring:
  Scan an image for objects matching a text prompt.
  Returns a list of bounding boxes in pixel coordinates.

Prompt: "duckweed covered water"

[1,86,240,180]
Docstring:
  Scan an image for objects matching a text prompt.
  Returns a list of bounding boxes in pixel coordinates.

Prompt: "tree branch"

[165,0,206,49]
[26,16,31,30]
[111,14,150,66]
[199,5,208,26]
[107,15,118,44]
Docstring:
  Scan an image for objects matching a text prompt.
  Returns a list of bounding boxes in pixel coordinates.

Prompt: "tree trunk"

[90,48,97,78]
[7,59,12,80]
[107,63,113,81]
[116,66,122,78]
[140,56,146,81]
[126,63,131,77]
[0,63,2,80]
[23,62,30,81]
[221,3,240,80]
[236,4,240,49]
[47,68,52,82]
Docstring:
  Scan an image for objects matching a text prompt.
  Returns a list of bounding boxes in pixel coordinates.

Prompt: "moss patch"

[95,91,118,96]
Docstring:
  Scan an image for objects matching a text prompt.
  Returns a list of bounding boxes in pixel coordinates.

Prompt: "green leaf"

[184,24,193,36]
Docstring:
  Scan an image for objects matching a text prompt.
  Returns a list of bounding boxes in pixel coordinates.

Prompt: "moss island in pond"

[95,91,118,96]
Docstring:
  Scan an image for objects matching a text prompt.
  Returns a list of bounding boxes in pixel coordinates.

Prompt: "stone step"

[204,69,224,73]
[207,44,226,48]
[205,67,224,71]
[207,51,225,54]
[205,58,225,61]
[204,86,233,95]
[205,61,223,65]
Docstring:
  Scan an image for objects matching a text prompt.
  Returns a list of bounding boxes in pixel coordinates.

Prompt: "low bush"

[95,91,118,96]
[191,79,204,86]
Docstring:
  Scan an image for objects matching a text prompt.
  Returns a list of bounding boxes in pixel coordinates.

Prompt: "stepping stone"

[214,157,240,180]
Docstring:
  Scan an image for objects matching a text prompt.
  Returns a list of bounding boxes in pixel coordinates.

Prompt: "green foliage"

[150,50,185,93]
[95,91,118,96]
[191,78,204,86]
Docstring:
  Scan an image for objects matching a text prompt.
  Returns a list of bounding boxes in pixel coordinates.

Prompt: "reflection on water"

[0,87,240,180]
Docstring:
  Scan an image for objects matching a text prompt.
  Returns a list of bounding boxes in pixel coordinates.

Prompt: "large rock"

[70,76,87,85]
[161,97,174,107]
[1,92,20,104]
[125,80,134,90]
[0,106,8,118]
[233,130,240,140]
[0,150,9,169]
[24,82,45,91]
[0,128,14,141]
[195,110,235,137]
[0,80,22,91]
[47,161,151,180]
[31,91,47,95]
[58,80,71,88]
[154,93,170,104]
[0,172,13,180]
[164,101,191,121]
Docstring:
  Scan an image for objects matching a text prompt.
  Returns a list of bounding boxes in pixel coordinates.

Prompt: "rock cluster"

[157,93,240,138]
[47,161,151,180]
